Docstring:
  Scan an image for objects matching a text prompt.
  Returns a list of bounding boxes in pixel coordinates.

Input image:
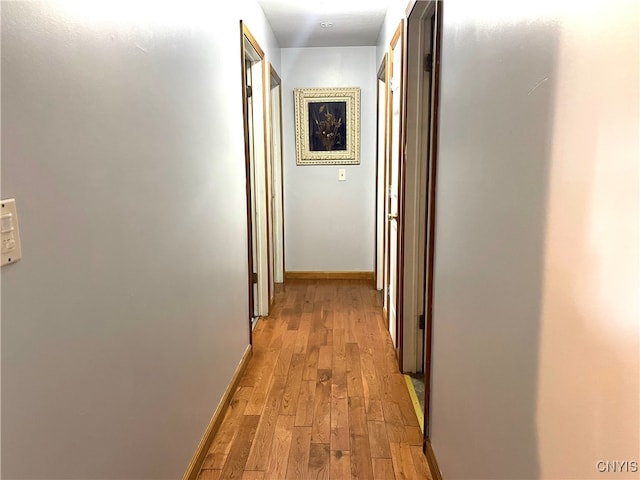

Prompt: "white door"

[269,68,285,286]
[387,25,404,356]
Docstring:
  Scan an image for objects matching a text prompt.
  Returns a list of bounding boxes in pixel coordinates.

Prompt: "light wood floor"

[198,279,433,480]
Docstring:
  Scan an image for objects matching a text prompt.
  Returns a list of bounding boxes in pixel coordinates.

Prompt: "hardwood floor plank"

[202,388,253,468]
[274,330,297,377]
[245,375,286,470]
[311,369,332,444]
[330,450,351,479]
[346,343,365,397]
[368,420,392,459]
[318,344,332,370]
[378,372,397,404]
[382,401,408,443]
[333,310,346,331]
[406,425,424,446]
[285,307,301,331]
[349,431,374,479]
[295,380,317,427]
[348,396,368,436]
[302,344,320,381]
[348,396,374,479]
[319,327,333,346]
[294,312,312,354]
[197,469,221,480]
[285,426,312,480]
[245,355,278,416]
[389,442,416,480]
[239,354,265,387]
[308,443,330,480]
[332,328,347,386]
[264,415,295,479]
[196,280,434,480]
[390,374,420,428]
[280,352,305,415]
[345,310,359,343]
[240,471,264,480]
[219,415,260,479]
[330,383,349,452]
[302,282,317,313]
[372,458,396,480]
[322,309,335,330]
[366,398,385,422]
[411,445,434,480]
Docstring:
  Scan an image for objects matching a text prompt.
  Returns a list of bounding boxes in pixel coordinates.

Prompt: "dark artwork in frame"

[307,101,348,152]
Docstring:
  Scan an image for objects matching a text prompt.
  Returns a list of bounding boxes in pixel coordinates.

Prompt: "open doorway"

[240,22,269,340]
[401,0,443,462]
[376,54,389,300]
[268,65,285,294]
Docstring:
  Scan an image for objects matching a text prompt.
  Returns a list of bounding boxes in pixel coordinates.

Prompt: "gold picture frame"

[294,87,361,165]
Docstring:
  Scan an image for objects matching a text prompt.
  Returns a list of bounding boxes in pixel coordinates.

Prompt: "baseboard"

[285,271,374,281]
[183,344,253,480]
[425,440,443,480]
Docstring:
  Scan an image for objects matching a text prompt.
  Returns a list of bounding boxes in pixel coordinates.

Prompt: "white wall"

[0,1,279,478]
[281,46,377,272]
[376,0,407,66]
[428,0,639,478]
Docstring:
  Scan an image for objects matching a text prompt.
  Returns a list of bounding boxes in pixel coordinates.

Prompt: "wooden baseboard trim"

[183,344,252,480]
[425,440,443,480]
[285,271,374,281]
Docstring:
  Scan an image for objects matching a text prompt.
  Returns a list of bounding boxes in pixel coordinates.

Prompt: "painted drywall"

[425,0,638,478]
[281,46,377,272]
[0,1,279,478]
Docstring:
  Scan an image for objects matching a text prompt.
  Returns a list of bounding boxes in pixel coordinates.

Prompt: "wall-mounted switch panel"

[2,199,22,266]
[338,168,346,181]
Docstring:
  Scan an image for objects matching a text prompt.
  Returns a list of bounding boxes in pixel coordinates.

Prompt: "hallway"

[198,279,433,479]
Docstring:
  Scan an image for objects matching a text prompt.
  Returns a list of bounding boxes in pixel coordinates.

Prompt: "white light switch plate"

[338,168,346,181]
[2,199,22,266]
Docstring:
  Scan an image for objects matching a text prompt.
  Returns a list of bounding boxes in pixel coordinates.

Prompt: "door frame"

[268,64,285,290]
[240,21,267,343]
[401,0,443,373]
[385,20,408,368]
[376,55,389,294]
[404,0,444,471]
[422,0,442,453]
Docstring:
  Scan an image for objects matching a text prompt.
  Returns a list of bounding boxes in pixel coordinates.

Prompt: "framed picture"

[293,87,361,165]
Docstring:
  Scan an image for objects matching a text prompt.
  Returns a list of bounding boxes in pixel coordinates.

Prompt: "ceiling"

[256,0,390,48]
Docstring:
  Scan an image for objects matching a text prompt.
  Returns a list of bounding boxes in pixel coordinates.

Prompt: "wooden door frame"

[403,0,444,476]
[401,4,432,374]
[376,55,388,294]
[240,21,265,344]
[422,0,443,450]
[268,64,285,289]
[385,20,407,370]
[264,64,273,309]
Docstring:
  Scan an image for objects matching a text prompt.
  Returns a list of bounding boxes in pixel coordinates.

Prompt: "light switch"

[1,213,14,233]
[1,199,22,266]
[338,168,346,181]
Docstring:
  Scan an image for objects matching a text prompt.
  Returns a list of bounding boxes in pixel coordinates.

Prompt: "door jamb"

[239,21,266,344]
[387,21,408,371]
[404,0,444,475]
[376,55,388,295]
[423,0,443,450]
[268,63,285,291]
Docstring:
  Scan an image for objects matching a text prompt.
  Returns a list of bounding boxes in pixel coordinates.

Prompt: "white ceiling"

[256,0,390,48]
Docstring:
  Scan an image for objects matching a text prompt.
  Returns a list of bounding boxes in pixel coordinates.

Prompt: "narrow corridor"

[197,279,433,479]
